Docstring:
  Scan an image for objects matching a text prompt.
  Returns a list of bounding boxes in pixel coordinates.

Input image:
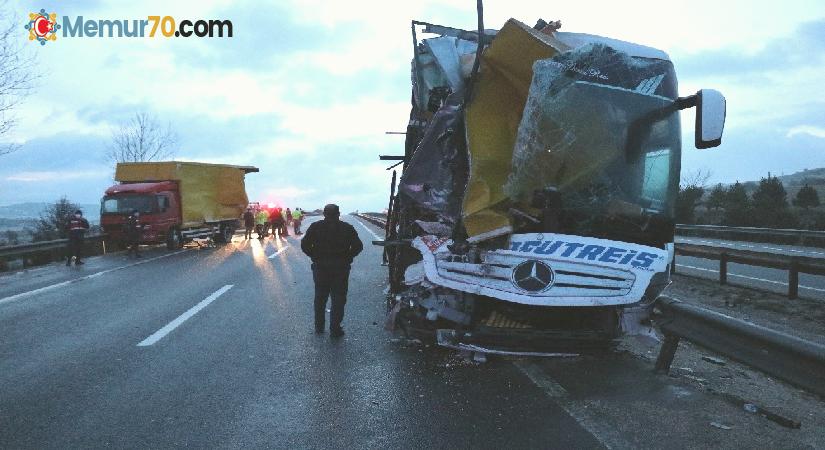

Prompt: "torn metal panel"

[399,95,469,226]
[422,37,478,95]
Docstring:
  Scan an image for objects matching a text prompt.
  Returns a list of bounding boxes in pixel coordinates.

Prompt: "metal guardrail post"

[654,334,681,374]
[655,296,825,397]
[789,258,799,300]
[719,251,727,285]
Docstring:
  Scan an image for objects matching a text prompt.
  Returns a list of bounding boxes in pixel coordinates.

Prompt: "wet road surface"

[0,216,819,448]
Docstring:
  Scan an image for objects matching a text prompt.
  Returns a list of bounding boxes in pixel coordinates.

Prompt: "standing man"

[65,210,90,266]
[124,209,143,258]
[255,208,269,239]
[281,208,291,237]
[270,207,284,239]
[243,207,255,240]
[301,204,363,337]
[292,207,304,235]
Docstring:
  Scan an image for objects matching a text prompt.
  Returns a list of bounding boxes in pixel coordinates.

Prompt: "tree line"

[0,197,103,246]
[677,175,823,229]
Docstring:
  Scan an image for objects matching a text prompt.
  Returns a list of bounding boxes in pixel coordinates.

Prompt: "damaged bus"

[377,16,726,355]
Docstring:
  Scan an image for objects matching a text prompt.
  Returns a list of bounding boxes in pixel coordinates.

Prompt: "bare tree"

[679,169,712,189]
[0,1,38,156]
[108,112,177,163]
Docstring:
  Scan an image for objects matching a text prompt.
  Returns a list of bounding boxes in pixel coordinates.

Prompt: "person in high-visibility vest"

[292,208,304,235]
[255,209,270,239]
[281,208,291,237]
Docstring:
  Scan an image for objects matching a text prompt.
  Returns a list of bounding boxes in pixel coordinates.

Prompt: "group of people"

[243,205,304,240]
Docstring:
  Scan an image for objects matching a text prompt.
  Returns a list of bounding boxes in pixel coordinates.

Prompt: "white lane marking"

[514,360,568,397]
[0,250,187,306]
[137,284,234,346]
[268,246,289,259]
[353,217,382,241]
[676,264,825,293]
[514,360,629,449]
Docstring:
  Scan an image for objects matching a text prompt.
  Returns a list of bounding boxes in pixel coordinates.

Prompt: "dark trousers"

[244,226,253,239]
[312,265,350,331]
[127,235,140,257]
[66,238,83,262]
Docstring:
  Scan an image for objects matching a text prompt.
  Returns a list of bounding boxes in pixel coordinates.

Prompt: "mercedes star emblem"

[512,260,554,292]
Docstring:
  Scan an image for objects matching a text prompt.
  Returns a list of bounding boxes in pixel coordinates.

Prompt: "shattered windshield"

[505,44,680,242]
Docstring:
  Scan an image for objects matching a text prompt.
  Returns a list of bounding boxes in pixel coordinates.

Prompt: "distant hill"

[0,202,100,222]
[717,168,825,200]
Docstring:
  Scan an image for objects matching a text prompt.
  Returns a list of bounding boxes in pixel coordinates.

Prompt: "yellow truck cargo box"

[115,161,258,228]
[462,19,570,241]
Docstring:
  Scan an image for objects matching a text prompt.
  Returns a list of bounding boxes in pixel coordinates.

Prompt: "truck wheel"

[215,225,233,244]
[166,228,182,250]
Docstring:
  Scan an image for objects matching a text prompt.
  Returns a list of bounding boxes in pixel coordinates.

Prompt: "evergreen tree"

[675,185,704,224]
[706,184,726,210]
[751,176,795,228]
[752,176,788,209]
[30,197,80,242]
[722,182,751,226]
[793,184,820,209]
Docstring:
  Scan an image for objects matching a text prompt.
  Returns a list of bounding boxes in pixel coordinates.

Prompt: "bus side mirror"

[695,89,726,149]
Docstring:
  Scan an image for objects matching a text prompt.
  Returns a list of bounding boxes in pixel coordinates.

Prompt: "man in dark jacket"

[300,204,363,336]
[243,207,255,239]
[270,207,285,239]
[65,210,90,266]
[124,210,143,258]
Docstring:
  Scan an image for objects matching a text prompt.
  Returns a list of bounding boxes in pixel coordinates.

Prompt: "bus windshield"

[507,68,681,246]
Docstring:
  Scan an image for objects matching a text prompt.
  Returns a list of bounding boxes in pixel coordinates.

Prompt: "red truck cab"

[101,181,181,248]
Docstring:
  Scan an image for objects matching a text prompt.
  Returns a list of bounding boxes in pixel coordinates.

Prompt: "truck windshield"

[101,195,156,215]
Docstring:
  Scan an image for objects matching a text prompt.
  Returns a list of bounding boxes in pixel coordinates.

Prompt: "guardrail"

[676,224,825,248]
[353,212,387,228]
[0,234,107,271]
[677,224,825,239]
[674,243,825,299]
[655,296,825,402]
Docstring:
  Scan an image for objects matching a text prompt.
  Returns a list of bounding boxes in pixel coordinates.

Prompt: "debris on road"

[702,356,727,366]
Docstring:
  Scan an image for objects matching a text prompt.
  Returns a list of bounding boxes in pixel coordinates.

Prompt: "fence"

[676,224,825,248]
[0,235,108,271]
[674,243,825,299]
[655,296,825,401]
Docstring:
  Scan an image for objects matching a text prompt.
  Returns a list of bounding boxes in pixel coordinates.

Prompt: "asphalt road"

[674,237,825,300]
[0,217,818,448]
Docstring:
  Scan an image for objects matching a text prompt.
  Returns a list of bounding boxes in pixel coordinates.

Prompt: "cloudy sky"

[1,0,823,211]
